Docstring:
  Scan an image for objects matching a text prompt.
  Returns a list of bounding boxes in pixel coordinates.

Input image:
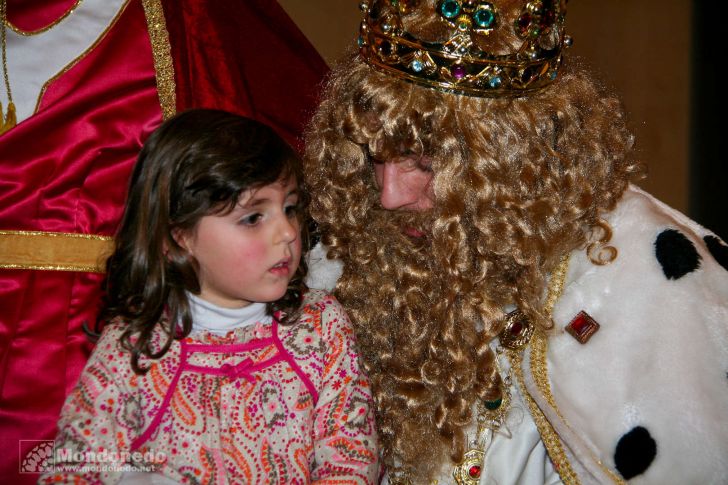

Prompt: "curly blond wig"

[304,4,643,477]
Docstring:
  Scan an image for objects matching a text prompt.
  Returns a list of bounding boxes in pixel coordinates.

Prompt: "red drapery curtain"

[0,1,327,482]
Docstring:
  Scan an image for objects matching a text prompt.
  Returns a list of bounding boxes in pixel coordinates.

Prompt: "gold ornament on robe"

[0,100,16,134]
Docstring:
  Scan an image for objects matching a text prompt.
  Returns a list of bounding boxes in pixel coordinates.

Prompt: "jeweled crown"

[358,0,571,97]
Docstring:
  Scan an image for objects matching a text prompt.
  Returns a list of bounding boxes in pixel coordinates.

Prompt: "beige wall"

[568,0,691,212]
[280,0,691,211]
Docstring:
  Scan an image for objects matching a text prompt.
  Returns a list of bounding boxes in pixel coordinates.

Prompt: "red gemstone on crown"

[510,321,523,335]
[565,310,600,344]
[542,9,556,27]
[469,465,481,478]
[517,13,532,34]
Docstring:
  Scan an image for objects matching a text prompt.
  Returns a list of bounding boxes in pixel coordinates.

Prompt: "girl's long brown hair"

[304,50,643,479]
[99,109,309,374]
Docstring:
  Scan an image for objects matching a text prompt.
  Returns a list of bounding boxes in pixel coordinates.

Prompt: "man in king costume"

[304,0,728,483]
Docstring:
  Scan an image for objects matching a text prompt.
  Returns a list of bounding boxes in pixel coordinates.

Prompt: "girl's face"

[177,177,302,308]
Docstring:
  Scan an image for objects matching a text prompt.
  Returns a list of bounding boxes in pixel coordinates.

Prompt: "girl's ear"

[169,228,191,255]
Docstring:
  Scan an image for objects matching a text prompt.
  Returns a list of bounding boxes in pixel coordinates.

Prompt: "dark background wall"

[280,0,725,239]
[690,3,725,240]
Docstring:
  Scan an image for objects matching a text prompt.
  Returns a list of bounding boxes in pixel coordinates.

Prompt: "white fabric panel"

[2,0,127,123]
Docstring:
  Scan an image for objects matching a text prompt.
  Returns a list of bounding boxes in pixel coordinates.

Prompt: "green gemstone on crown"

[440,0,461,19]
[484,398,503,410]
[473,8,495,29]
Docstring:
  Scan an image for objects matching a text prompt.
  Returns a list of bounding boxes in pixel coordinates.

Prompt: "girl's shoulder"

[294,289,354,342]
[94,318,179,362]
[300,289,348,322]
[301,288,338,309]
[94,320,127,350]
[80,321,134,379]
[281,290,358,382]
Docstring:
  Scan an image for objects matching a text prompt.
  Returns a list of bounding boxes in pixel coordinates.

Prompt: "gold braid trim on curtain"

[142,0,176,120]
[0,230,114,272]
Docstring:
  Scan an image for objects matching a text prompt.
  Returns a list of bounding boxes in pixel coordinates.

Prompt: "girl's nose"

[275,215,299,244]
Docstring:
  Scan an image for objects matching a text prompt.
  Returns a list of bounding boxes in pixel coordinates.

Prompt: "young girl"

[40,109,379,484]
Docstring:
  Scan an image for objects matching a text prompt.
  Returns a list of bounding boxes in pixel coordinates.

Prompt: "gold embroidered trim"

[142,0,175,120]
[32,0,129,115]
[4,0,83,36]
[508,338,580,484]
[508,254,580,484]
[512,254,626,484]
[543,254,570,316]
[0,230,113,272]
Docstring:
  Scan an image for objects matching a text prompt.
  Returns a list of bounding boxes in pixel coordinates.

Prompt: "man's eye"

[416,159,433,172]
[240,213,262,226]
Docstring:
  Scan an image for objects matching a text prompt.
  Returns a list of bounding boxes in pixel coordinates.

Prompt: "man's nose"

[378,163,417,210]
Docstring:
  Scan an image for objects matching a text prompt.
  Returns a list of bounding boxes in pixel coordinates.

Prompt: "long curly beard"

[329,205,503,480]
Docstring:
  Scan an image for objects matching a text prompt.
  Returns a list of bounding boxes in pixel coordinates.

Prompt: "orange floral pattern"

[40,291,379,484]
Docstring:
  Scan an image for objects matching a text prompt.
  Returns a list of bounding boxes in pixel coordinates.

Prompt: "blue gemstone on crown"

[473,7,495,29]
[440,0,461,19]
[488,76,502,88]
[411,59,424,72]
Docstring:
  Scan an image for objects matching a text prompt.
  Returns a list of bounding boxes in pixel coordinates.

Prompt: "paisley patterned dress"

[40,290,379,484]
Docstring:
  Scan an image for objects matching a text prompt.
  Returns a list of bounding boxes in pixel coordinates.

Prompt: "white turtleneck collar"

[187,293,272,335]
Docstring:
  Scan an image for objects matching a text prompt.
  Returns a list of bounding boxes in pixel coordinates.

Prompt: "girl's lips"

[269,259,290,275]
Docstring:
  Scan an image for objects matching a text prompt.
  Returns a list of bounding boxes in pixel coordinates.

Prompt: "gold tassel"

[0,100,15,134]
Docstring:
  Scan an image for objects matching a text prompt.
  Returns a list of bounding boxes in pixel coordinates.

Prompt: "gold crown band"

[358,0,570,98]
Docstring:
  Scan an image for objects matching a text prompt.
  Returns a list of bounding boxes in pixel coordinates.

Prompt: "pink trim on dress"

[271,319,319,404]
[130,341,188,451]
[132,318,318,450]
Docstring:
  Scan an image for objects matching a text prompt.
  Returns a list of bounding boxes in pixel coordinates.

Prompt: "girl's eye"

[240,213,262,226]
[285,204,300,218]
